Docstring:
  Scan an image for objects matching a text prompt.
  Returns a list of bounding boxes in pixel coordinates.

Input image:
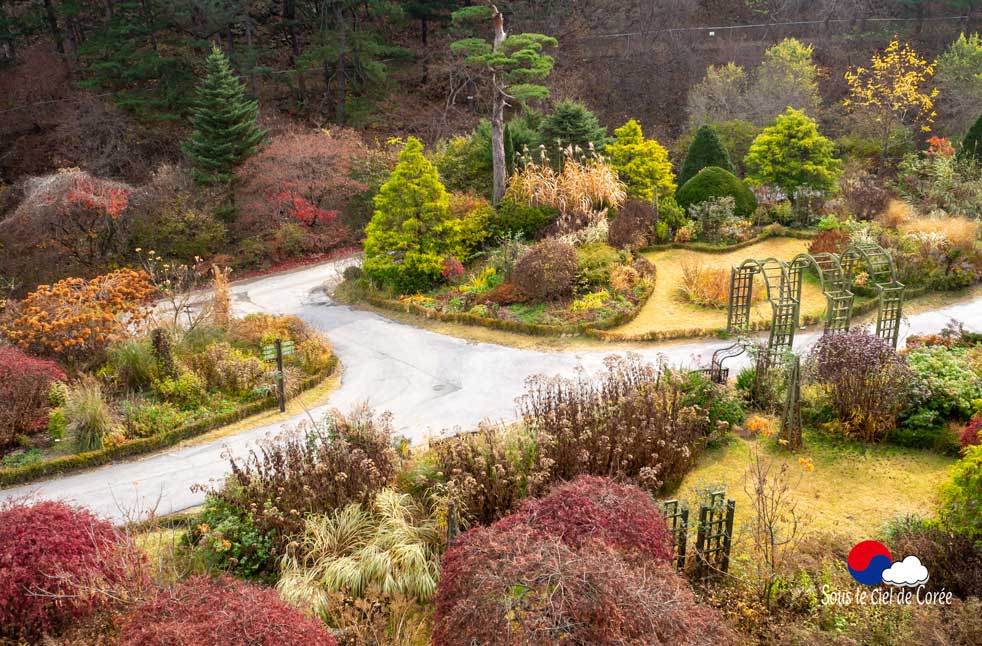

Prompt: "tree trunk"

[333,1,347,124]
[42,0,64,54]
[490,5,507,206]
[283,0,306,102]
[244,12,257,96]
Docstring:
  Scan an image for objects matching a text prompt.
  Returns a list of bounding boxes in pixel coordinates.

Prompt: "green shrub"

[540,99,609,153]
[46,408,66,439]
[679,124,734,187]
[889,409,961,454]
[607,119,676,202]
[512,238,578,301]
[108,338,158,391]
[185,491,276,581]
[744,107,841,196]
[186,343,268,398]
[120,400,189,439]
[575,242,620,290]
[676,166,756,217]
[907,346,982,419]
[432,131,492,199]
[488,198,557,239]
[939,445,982,541]
[65,380,115,452]
[155,371,207,409]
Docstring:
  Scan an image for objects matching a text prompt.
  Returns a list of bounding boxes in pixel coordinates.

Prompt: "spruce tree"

[960,112,982,163]
[182,45,266,185]
[607,119,676,202]
[679,125,734,187]
[540,99,609,155]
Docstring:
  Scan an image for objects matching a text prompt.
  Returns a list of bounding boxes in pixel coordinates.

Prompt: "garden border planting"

[638,225,816,254]
[0,356,339,488]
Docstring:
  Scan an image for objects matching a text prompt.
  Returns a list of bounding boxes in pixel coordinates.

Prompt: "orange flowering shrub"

[2,269,154,365]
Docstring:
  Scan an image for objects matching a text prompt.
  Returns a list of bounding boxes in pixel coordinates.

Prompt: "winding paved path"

[3,256,981,521]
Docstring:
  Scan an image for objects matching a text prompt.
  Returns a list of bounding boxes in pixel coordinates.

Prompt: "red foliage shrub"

[234,128,367,247]
[118,575,337,646]
[441,255,465,283]
[0,500,144,642]
[433,524,737,646]
[608,198,656,250]
[962,415,982,450]
[0,346,65,450]
[808,229,849,256]
[496,475,673,565]
[512,238,578,301]
[484,281,525,305]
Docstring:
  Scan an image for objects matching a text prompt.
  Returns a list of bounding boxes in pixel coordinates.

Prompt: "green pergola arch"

[727,257,799,360]
[840,243,906,348]
[787,252,855,334]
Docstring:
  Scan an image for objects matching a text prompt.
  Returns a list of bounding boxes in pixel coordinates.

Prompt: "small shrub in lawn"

[433,524,737,646]
[118,575,337,646]
[520,355,715,492]
[0,346,66,452]
[808,331,914,442]
[496,475,673,564]
[65,378,116,452]
[939,444,982,542]
[0,500,145,642]
[197,404,398,558]
[512,238,578,301]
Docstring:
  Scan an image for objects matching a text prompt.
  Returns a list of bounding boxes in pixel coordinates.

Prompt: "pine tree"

[744,108,841,196]
[364,138,468,293]
[182,45,267,185]
[606,119,676,203]
[960,112,982,163]
[679,125,734,187]
[540,99,609,155]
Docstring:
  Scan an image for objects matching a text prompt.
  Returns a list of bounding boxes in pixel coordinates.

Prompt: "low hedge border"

[363,281,657,338]
[590,286,929,342]
[0,355,339,489]
[638,225,816,255]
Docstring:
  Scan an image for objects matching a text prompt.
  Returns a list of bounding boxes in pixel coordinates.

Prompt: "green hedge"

[0,356,339,489]
[364,281,656,338]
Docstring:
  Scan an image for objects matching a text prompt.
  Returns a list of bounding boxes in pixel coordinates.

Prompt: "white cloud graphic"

[881,555,929,587]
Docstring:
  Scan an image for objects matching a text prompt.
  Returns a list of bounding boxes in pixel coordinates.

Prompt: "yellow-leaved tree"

[843,39,939,153]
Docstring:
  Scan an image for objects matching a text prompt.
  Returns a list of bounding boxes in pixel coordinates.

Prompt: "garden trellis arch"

[727,258,799,361]
[840,242,905,348]
[787,252,854,334]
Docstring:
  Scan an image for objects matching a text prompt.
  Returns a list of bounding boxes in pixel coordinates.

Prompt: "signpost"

[261,338,295,412]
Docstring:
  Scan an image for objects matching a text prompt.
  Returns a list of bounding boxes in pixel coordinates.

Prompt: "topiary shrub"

[608,198,656,250]
[512,238,578,301]
[0,500,144,642]
[433,524,737,646]
[118,575,337,646]
[0,347,66,452]
[496,475,673,565]
[679,124,735,187]
[676,166,756,218]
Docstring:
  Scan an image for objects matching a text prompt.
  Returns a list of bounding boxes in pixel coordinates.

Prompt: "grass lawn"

[615,237,832,338]
[674,433,955,541]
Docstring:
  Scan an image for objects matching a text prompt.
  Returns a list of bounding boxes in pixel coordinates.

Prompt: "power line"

[583,14,970,41]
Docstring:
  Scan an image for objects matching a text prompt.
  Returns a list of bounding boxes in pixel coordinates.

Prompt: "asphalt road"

[3,256,981,522]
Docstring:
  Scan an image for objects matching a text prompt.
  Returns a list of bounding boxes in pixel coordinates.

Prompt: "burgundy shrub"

[0,500,143,642]
[961,415,982,451]
[808,229,849,256]
[496,475,673,565]
[433,524,737,646]
[0,346,66,450]
[118,575,337,646]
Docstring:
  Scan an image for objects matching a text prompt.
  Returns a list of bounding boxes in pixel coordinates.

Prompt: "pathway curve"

[3,256,981,521]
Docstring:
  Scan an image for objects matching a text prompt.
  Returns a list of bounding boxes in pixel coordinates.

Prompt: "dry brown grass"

[615,238,826,337]
[877,198,915,230]
[900,215,980,250]
[508,154,626,218]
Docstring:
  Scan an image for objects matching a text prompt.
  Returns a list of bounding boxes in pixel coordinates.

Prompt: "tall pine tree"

[679,125,734,186]
[182,45,266,185]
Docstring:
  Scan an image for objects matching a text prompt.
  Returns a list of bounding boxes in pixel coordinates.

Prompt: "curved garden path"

[3,255,982,521]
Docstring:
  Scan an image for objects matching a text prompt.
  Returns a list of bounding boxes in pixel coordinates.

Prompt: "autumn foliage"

[118,575,337,646]
[433,523,736,646]
[495,475,673,564]
[0,500,144,643]
[1,268,154,365]
[0,346,66,450]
